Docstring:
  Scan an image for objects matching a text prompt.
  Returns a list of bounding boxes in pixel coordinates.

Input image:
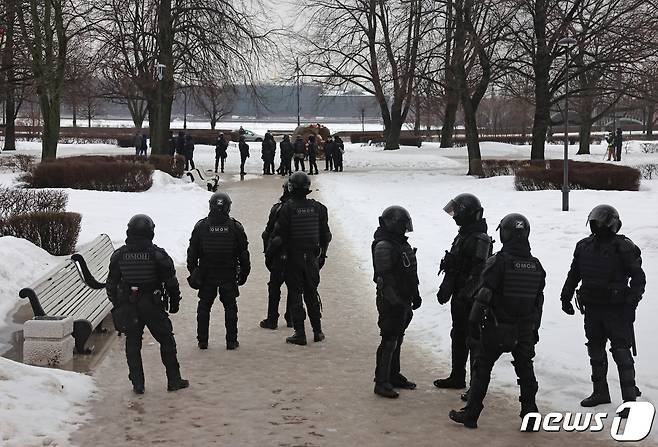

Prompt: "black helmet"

[127,214,155,239]
[209,192,232,214]
[587,204,621,234]
[287,171,311,194]
[497,213,530,243]
[443,193,483,225]
[379,206,413,235]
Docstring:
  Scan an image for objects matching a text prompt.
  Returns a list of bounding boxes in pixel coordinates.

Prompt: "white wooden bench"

[19,234,115,354]
[185,167,220,191]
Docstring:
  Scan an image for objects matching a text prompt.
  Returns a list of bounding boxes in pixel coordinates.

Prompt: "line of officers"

[106,174,646,432]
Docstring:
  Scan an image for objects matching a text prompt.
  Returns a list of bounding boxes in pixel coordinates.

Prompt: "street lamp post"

[295,58,301,127]
[558,37,577,212]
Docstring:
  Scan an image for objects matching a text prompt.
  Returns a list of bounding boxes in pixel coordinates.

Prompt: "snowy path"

[71,174,615,446]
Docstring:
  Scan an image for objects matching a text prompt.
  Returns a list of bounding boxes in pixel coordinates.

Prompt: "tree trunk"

[577,120,592,155]
[531,65,551,160]
[647,103,655,136]
[462,102,482,175]
[413,95,421,133]
[150,0,175,155]
[385,111,403,150]
[72,106,77,127]
[2,0,16,151]
[210,117,216,130]
[40,96,60,160]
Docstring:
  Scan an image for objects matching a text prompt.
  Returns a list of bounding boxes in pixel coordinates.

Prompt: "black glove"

[237,271,248,286]
[169,298,181,314]
[412,295,422,310]
[437,282,452,305]
[561,300,575,315]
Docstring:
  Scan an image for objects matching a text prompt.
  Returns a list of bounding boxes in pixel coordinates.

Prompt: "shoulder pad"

[483,252,500,269]
[575,236,594,250]
[231,218,245,231]
[151,245,169,257]
[616,235,640,254]
[194,218,208,230]
[110,248,125,262]
[374,240,395,251]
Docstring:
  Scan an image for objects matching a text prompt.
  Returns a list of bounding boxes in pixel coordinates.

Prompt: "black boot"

[391,373,417,390]
[449,407,480,429]
[580,381,611,407]
[460,388,470,402]
[313,331,325,342]
[374,339,398,398]
[581,346,611,407]
[612,348,638,418]
[286,331,307,346]
[162,347,188,391]
[226,340,240,350]
[434,372,466,389]
[167,378,190,391]
[260,319,277,330]
[133,384,145,395]
[198,341,208,350]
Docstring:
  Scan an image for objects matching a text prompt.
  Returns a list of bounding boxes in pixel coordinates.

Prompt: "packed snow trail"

[72,174,616,446]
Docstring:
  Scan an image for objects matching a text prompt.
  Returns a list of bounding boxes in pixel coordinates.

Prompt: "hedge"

[515,160,641,191]
[0,188,68,220]
[23,156,154,192]
[1,211,82,255]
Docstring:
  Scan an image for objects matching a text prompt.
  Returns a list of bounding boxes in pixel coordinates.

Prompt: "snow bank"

[0,237,60,330]
[0,357,95,447]
[316,170,658,436]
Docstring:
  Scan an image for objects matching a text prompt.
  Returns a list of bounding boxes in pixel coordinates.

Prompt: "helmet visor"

[587,207,615,227]
[443,199,459,216]
[405,218,414,233]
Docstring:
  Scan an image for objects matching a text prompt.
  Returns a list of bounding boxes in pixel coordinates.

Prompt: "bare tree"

[298,0,441,150]
[96,0,270,154]
[191,80,236,130]
[16,0,95,159]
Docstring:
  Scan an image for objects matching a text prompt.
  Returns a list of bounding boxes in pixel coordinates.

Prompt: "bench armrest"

[71,254,106,290]
[19,288,46,317]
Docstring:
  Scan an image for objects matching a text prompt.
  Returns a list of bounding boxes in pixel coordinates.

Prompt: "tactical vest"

[577,237,628,304]
[449,231,492,289]
[398,243,419,298]
[494,253,543,322]
[200,219,237,269]
[289,201,320,249]
[118,246,158,289]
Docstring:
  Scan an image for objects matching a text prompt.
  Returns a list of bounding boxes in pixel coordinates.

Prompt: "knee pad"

[611,348,634,368]
[586,343,607,361]
[379,337,398,351]
[512,359,536,381]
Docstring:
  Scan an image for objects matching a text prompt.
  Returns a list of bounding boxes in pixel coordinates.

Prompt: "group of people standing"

[168,131,196,170]
[605,127,624,162]
[213,131,346,177]
[373,195,645,431]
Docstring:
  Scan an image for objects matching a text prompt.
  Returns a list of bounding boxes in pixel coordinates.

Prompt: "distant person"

[176,131,186,157]
[293,135,306,172]
[139,133,148,157]
[324,136,335,171]
[307,135,319,175]
[239,135,250,175]
[184,134,195,170]
[614,128,623,162]
[334,135,345,172]
[279,135,294,176]
[168,131,176,157]
[238,126,246,136]
[215,132,229,173]
[261,132,276,175]
[605,132,615,161]
[133,132,142,156]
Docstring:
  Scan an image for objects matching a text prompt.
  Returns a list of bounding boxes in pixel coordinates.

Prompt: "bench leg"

[73,320,94,354]
[94,322,108,334]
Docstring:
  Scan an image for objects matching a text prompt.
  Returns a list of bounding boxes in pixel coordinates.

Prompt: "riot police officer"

[187,192,251,350]
[106,214,189,394]
[450,213,545,428]
[269,171,331,345]
[372,206,422,399]
[260,183,292,329]
[561,205,645,413]
[435,194,492,394]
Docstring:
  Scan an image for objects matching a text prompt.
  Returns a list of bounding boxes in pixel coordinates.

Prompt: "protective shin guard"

[612,348,637,402]
[375,339,397,384]
[125,338,144,387]
[581,344,611,407]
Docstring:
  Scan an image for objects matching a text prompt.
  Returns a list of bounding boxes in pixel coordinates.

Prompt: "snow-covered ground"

[0,357,95,447]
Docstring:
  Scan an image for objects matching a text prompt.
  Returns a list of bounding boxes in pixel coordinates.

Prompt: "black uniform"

[106,236,185,391]
[561,233,645,404]
[176,132,185,157]
[168,133,177,157]
[280,138,294,176]
[215,135,229,173]
[187,212,250,346]
[436,219,492,388]
[261,195,292,327]
[262,136,276,175]
[334,137,344,171]
[307,139,319,175]
[614,129,623,162]
[239,139,250,175]
[372,226,421,396]
[324,139,335,171]
[184,135,195,170]
[293,138,306,172]
[270,194,331,337]
[457,240,545,426]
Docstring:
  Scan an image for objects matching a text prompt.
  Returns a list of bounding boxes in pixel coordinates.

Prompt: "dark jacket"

[307,140,318,160]
[293,139,306,157]
[216,136,229,158]
[239,141,250,159]
[270,195,331,254]
[372,227,420,305]
[280,140,294,160]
